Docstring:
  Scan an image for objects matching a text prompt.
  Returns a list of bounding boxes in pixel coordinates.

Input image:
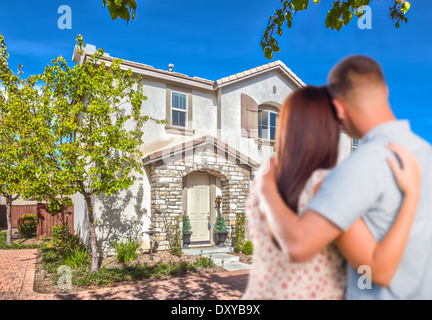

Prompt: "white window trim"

[171,91,188,128]
[258,109,278,141]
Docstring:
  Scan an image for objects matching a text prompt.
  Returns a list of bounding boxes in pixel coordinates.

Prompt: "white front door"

[187,174,210,242]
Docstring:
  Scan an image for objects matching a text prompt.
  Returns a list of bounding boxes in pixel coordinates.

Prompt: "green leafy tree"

[24,35,165,271]
[262,0,411,59]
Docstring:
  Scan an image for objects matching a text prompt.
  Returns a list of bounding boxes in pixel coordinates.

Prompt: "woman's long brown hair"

[275,86,340,214]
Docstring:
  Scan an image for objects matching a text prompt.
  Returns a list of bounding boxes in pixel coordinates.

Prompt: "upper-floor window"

[171,91,187,128]
[258,110,278,141]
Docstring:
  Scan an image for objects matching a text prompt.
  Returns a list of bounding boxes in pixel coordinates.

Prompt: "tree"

[261,0,412,59]
[0,35,41,245]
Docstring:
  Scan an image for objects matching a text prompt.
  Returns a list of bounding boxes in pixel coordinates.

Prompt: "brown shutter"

[241,93,258,138]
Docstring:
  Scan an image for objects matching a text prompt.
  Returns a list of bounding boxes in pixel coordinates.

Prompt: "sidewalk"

[0,249,249,300]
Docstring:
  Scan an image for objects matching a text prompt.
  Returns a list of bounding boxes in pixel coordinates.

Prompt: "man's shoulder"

[338,142,390,170]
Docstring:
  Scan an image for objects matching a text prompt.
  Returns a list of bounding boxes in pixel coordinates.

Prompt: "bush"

[161,215,183,257]
[0,231,6,245]
[51,224,84,255]
[112,238,142,263]
[18,214,37,238]
[62,247,90,269]
[51,224,67,242]
[193,257,214,268]
[243,240,253,255]
[234,212,246,253]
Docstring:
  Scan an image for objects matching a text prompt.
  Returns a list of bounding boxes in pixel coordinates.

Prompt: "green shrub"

[214,212,227,233]
[193,256,214,268]
[18,214,37,238]
[112,238,141,263]
[234,212,246,253]
[0,232,6,245]
[243,240,253,255]
[62,247,90,269]
[51,224,68,242]
[51,224,84,255]
[161,215,183,257]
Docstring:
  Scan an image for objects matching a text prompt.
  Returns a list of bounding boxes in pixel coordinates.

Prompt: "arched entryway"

[145,136,258,250]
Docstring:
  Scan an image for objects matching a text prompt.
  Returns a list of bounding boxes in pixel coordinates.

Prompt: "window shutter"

[241,93,258,138]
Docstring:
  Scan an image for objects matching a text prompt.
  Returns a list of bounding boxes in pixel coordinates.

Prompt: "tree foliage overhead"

[261,0,411,59]
[100,0,411,60]
[103,0,137,23]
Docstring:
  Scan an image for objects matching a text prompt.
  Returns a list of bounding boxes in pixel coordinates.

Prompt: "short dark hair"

[328,55,386,99]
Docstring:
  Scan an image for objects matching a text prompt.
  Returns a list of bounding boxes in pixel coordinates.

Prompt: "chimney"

[168,63,174,72]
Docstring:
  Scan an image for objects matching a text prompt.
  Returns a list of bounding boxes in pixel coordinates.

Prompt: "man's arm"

[254,159,343,262]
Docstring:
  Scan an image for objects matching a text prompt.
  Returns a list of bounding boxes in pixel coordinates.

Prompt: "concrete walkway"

[0,249,249,300]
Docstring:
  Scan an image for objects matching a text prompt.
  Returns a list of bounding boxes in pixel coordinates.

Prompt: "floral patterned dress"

[242,169,347,300]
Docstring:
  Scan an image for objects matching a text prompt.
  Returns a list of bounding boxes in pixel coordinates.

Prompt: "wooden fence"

[0,204,74,238]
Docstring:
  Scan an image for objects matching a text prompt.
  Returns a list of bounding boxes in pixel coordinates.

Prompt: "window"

[0,197,3,204]
[258,110,278,141]
[171,91,187,128]
[352,138,360,151]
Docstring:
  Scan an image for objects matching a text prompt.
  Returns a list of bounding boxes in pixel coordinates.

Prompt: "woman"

[242,86,421,300]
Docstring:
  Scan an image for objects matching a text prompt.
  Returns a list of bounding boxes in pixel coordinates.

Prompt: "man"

[253,55,432,299]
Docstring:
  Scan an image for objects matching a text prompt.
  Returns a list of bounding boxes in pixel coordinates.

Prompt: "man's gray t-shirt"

[308,120,432,299]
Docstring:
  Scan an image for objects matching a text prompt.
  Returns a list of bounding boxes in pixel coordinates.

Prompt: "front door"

[187,174,210,243]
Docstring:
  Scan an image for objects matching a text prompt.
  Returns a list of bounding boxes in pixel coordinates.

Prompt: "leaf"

[291,0,309,11]
[264,48,273,60]
[335,18,344,31]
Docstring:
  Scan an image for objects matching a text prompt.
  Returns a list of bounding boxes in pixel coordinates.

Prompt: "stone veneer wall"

[149,143,252,250]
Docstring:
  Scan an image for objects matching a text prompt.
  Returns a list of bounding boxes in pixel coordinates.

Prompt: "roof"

[142,135,260,169]
[215,60,306,88]
[72,45,306,91]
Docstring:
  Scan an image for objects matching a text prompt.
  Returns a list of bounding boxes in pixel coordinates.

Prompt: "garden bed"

[0,229,45,249]
[34,248,225,294]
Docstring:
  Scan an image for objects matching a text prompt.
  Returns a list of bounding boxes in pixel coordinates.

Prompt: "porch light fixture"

[215,195,222,209]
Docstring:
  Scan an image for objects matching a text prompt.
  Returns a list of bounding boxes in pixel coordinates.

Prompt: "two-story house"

[72,45,354,253]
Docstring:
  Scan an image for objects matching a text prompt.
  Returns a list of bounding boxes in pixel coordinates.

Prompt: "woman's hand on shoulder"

[386,142,421,197]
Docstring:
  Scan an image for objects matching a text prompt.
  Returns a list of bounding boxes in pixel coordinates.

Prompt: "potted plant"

[214,212,228,247]
[182,214,193,249]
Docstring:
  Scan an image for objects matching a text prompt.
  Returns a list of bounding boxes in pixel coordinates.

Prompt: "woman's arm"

[336,143,421,287]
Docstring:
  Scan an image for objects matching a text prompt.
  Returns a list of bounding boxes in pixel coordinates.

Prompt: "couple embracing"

[243,55,432,300]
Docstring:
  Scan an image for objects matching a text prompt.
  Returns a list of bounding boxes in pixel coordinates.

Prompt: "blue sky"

[0,0,431,143]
